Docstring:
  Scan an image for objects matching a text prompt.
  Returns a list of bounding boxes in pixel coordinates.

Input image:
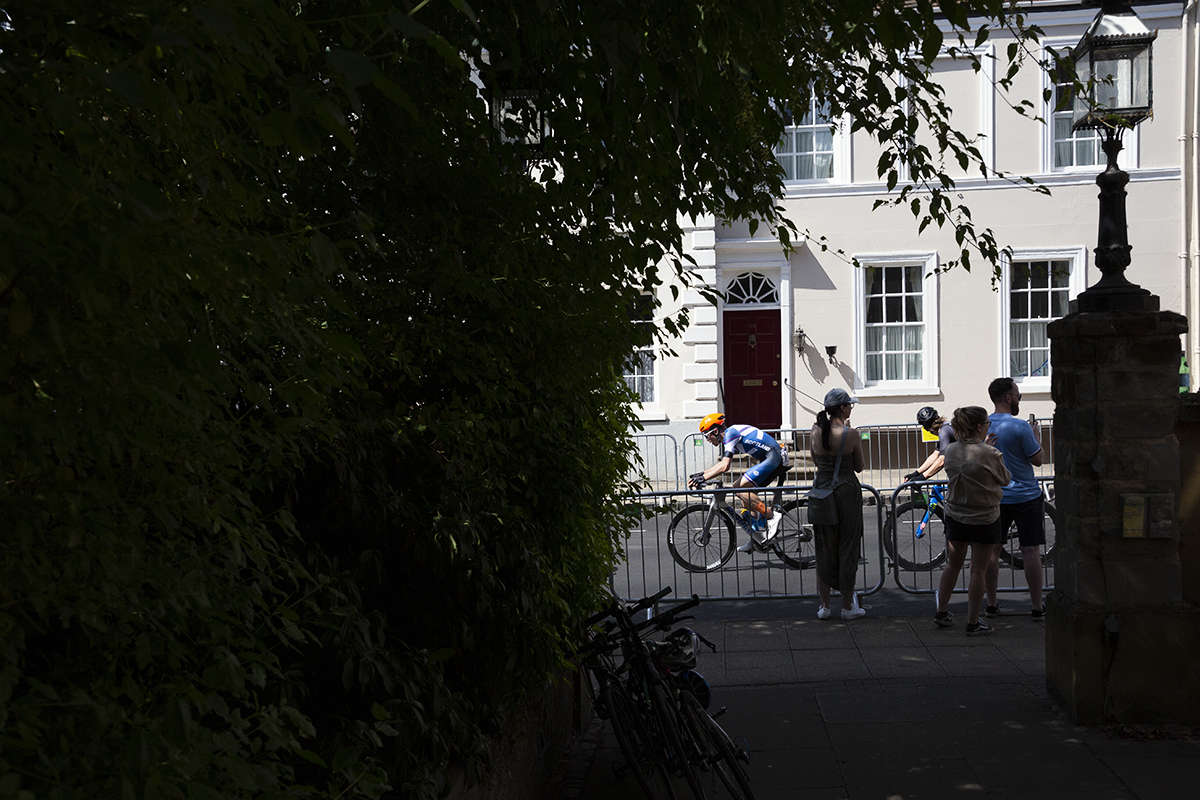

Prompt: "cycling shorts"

[743,448,787,487]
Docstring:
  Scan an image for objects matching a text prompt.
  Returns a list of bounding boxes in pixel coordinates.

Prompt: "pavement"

[550,592,1200,800]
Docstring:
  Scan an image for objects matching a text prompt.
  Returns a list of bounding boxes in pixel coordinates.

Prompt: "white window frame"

[998,247,1088,394]
[1041,40,1137,174]
[852,252,940,397]
[774,95,852,186]
[624,294,659,415]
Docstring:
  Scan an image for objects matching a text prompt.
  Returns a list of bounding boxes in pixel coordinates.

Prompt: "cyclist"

[905,406,956,482]
[688,413,788,553]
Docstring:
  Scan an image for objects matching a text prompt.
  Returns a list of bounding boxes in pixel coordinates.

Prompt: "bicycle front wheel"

[601,678,677,800]
[667,505,737,572]
[770,499,816,569]
[999,501,1058,569]
[884,500,948,571]
[678,691,755,800]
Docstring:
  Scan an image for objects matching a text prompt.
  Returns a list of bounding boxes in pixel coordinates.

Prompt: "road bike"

[883,480,1058,571]
[666,479,815,572]
[580,588,755,800]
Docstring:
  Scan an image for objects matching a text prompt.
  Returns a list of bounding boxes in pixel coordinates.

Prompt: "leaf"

[328,49,376,87]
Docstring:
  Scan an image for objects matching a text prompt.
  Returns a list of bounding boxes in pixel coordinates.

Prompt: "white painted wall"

[636,3,1194,440]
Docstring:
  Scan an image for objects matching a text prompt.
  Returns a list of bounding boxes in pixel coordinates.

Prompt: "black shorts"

[945,514,1002,545]
[1000,497,1046,548]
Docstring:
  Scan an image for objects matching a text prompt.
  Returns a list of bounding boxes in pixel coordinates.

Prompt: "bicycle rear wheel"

[678,691,755,800]
[648,682,705,800]
[770,499,816,569]
[999,502,1058,569]
[667,505,737,573]
[884,500,948,571]
[601,677,677,800]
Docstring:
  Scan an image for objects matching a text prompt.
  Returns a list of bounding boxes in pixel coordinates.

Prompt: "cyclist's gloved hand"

[904,471,925,484]
[688,472,705,488]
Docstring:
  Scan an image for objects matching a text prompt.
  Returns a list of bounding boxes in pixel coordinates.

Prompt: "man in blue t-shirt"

[984,377,1046,619]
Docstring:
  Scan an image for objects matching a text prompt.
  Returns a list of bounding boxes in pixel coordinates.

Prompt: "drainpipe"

[1187,0,1200,388]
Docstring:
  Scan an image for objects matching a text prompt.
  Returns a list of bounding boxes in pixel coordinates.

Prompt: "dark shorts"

[744,448,788,487]
[945,514,1002,545]
[1000,497,1046,548]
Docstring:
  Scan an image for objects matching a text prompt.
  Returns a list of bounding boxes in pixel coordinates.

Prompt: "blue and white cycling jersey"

[722,425,780,461]
[719,424,786,488]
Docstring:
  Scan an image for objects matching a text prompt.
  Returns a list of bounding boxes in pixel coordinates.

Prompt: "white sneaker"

[817,606,832,620]
[737,540,756,554]
[841,605,866,621]
[764,513,783,542]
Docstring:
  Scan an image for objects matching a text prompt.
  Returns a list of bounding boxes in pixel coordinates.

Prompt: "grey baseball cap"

[823,388,859,408]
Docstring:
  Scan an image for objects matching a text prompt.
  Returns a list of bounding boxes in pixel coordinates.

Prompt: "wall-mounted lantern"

[825,345,838,364]
[794,326,808,354]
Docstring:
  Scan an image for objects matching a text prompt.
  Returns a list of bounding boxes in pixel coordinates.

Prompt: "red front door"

[723,309,782,429]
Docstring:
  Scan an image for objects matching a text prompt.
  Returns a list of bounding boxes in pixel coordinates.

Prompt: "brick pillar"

[1046,309,1200,724]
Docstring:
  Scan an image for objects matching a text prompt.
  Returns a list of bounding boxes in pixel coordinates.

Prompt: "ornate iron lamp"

[1070,0,1158,312]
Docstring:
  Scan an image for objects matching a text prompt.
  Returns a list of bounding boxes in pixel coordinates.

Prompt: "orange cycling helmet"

[699,413,726,434]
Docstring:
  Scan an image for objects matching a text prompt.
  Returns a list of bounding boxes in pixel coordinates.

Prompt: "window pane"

[798,154,814,180]
[885,267,901,294]
[1011,267,1028,290]
[866,326,883,351]
[1011,293,1028,319]
[1051,261,1071,287]
[1076,139,1096,166]
[866,297,883,324]
[1052,290,1069,317]
[813,153,833,179]
[1011,350,1028,376]
[866,354,882,381]
[798,130,813,152]
[1030,322,1048,348]
[1031,291,1049,319]
[1030,262,1048,288]
[906,353,922,380]
[866,269,883,295]
[885,296,903,322]
[905,325,923,351]
[1030,350,1050,377]
[815,128,833,151]
[904,266,923,292]
[1011,321,1028,349]
[886,352,902,379]
[906,296,922,322]
[884,325,903,351]
[1054,141,1071,168]
[779,155,794,180]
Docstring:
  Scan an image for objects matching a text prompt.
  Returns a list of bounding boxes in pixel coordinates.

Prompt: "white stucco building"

[631,0,1199,444]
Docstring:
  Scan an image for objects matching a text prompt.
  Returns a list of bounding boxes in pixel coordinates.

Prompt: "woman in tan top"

[933,406,1011,635]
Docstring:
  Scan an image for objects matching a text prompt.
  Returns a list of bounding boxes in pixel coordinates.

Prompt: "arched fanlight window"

[725,272,779,305]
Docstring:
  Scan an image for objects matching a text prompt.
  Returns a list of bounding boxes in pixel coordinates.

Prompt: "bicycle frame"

[912,485,947,539]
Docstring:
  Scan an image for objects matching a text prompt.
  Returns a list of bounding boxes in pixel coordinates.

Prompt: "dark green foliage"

[0,2,1046,798]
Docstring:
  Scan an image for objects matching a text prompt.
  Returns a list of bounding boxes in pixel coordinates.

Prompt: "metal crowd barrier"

[610,483,887,604]
[650,418,1054,497]
[609,474,1057,603]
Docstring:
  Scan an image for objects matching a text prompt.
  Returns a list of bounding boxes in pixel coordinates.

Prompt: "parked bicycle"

[883,480,1058,571]
[666,479,815,572]
[580,588,755,800]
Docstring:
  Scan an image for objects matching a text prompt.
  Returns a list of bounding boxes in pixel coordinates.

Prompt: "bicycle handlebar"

[582,586,672,629]
[637,594,700,633]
